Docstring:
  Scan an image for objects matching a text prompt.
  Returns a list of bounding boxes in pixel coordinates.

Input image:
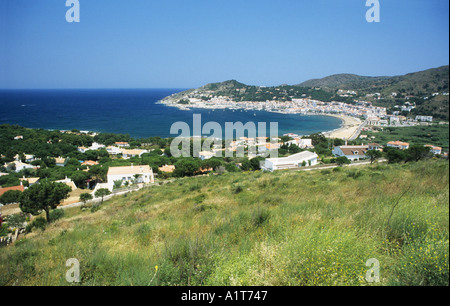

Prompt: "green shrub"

[26,217,47,233]
[5,214,26,229]
[251,207,270,227]
[233,185,243,194]
[49,209,65,222]
[192,194,206,204]
[0,225,9,237]
[135,223,153,246]
[90,203,101,213]
[189,183,201,192]
[32,217,47,231]
[347,170,364,179]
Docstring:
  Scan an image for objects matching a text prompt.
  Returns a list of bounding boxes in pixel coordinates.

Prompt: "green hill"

[298,66,449,120]
[161,66,449,120]
[1,160,448,286]
[298,66,449,95]
[297,74,390,89]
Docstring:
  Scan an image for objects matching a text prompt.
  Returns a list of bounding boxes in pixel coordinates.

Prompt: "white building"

[368,143,382,151]
[78,142,105,153]
[106,165,154,191]
[286,138,313,149]
[55,157,67,167]
[263,151,318,171]
[14,154,35,163]
[106,146,122,155]
[90,142,105,150]
[298,138,313,148]
[332,145,369,161]
[4,161,36,172]
[199,151,215,160]
[425,145,442,155]
[416,115,433,122]
[21,176,40,186]
[55,176,77,190]
[386,141,410,150]
[120,149,148,159]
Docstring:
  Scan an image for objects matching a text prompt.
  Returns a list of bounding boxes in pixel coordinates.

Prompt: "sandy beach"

[321,114,364,140]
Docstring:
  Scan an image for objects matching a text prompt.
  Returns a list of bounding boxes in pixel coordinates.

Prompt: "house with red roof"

[0,185,25,197]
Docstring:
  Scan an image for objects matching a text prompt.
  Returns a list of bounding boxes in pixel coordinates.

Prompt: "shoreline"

[320,114,364,140]
[160,100,364,140]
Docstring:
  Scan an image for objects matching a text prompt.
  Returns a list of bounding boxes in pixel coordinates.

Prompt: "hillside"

[160,66,449,120]
[297,66,449,96]
[297,74,390,89]
[1,160,448,286]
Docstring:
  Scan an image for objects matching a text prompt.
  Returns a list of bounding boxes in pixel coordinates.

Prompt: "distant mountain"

[161,66,449,120]
[297,74,390,88]
[298,66,449,96]
[297,65,449,120]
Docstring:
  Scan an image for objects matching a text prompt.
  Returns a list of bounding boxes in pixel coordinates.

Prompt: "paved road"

[60,186,143,210]
[348,120,368,141]
[288,158,387,172]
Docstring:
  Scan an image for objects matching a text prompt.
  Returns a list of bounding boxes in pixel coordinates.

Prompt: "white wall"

[106,172,153,191]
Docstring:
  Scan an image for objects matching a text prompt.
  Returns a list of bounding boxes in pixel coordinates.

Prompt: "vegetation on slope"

[358,124,450,151]
[1,160,448,286]
[298,66,449,97]
[161,66,449,120]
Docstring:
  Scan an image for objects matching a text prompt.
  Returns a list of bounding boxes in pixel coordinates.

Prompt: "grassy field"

[361,124,449,151]
[1,160,448,286]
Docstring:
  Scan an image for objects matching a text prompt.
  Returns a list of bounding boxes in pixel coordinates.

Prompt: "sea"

[0,89,342,139]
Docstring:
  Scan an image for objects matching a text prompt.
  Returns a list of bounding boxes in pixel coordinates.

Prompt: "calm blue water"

[0,89,342,139]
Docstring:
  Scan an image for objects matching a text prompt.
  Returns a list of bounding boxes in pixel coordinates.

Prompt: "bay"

[0,89,342,139]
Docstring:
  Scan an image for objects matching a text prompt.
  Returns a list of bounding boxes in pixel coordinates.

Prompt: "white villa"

[105,146,147,158]
[386,141,410,150]
[263,151,318,171]
[14,154,35,163]
[106,146,122,155]
[21,176,40,186]
[120,149,148,159]
[78,142,105,153]
[55,176,77,190]
[285,138,313,149]
[4,160,36,172]
[106,165,154,191]
[199,151,215,160]
[55,157,67,167]
[332,145,369,161]
[415,115,433,122]
[425,145,442,155]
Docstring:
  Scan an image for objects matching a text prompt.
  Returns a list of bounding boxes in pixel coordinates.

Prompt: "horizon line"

[0,87,193,91]
[1,63,448,91]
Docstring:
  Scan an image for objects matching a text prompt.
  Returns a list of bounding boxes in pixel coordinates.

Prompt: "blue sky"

[0,0,448,89]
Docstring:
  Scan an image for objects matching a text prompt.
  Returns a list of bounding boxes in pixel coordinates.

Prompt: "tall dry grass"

[1,160,448,286]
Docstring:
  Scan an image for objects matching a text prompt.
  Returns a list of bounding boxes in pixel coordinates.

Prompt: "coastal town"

[160,92,447,140]
[161,95,388,119]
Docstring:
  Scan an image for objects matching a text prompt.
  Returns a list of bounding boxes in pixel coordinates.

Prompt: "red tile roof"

[0,185,25,197]
[81,160,99,166]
